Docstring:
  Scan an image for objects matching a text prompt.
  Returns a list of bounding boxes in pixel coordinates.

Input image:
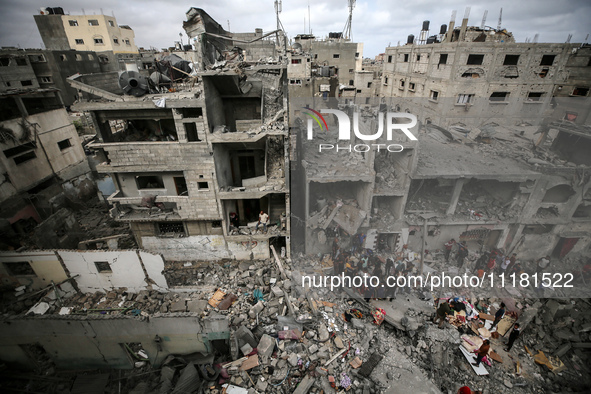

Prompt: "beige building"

[35,12,138,54]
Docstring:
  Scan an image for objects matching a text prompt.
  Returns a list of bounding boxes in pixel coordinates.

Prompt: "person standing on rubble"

[433,299,455,329]
[472,339,490,367]
[536,255,551,274]
[490,302,506,331]
[456,242,468,268]
[505,323,521,351]
[444,238,456,262]
[256,210,269,233]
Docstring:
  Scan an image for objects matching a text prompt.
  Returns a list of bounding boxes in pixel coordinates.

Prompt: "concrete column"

[14,96,28,117]
[446,178,466,215]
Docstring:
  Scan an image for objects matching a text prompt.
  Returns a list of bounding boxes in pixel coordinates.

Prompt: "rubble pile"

[267,136,285,180]
[74,197,136,249]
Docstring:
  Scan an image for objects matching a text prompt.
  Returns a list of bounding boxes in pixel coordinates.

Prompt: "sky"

[1,0,590,57]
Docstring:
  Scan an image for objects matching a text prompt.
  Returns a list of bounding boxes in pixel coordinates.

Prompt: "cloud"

[0,0,588,56]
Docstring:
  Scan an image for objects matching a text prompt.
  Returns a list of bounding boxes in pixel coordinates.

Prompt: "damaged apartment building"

[292,12,591,262]
[0,51,92,250]
[72,8,290,261]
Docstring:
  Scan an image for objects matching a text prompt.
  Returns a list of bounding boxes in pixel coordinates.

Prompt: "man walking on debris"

[433,299,455,329]
[472,339,490,367]
[444,238,456,262]
[256,210,268,233]
[456,242,468,268]
[505,323,521,351]
[490,302,506,331]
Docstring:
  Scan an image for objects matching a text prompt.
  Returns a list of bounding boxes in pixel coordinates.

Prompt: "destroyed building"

[71,8,290,261]
[0,55,93,250]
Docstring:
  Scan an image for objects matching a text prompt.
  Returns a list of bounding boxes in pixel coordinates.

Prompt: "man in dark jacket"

[490,302,506,330]
[433,300,454,329]
[505,323,521,351]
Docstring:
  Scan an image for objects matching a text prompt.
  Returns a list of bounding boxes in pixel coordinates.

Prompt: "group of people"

[331,234,418,300]
[443,238,554,279]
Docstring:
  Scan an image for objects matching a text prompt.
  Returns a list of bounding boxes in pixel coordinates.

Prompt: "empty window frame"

[124,39,131,45]
[503,54,519,65]
[367,82,372,88]
[403,54,409,62]
[527,92,545,102]
[57,138,72,150]
[179,107,203,118]
[88,54,94,60]
[15,57,27,66]
[197,181,209,190]
[136,175,164,189]
[184,123,201,141]
[20,80,33,86]
[108,20,115,27]
[467,54,484,65]
[113,38,119,44]
[439,54,448,65]
[489,92,509,102]
[157,222,186,235]
[349,80,354,86]
[291,58,302,64]
[69,20,78,26]
[387,55,392,63]
[399,79,405,88]
[430,90,439,101]
[59,54,67,61]
[174,176,188,196]
[28,54,46,63]
[14,151,37,165]
[540,55,555,66]
[457,94,474,104]
[39,76,52,83]
[289,79,302,85]
[333,54,340,59]
[88,19,99,26]
[572,87,589,97]
[94,261,112,273]
[408,82,415,91]
[4,142,36,158]
[94,37,104,45]
[75,39,84,45]
[3,262,36,276]
[0,58,10,67]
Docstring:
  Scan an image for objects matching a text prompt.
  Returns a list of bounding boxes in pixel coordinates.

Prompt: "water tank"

[51,7,64,15]
[440,24,447,34]
[407,34,415,44]
[118,71,149,97]
[422,21,430,31]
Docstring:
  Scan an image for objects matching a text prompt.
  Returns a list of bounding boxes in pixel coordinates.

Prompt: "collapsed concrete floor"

[2,253,590,394]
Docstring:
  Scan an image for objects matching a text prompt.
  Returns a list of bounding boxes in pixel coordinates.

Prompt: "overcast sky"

[1,0,590,57]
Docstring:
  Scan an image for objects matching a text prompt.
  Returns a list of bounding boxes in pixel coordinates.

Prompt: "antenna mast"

[497,8,502,31]
[343,0,356,40]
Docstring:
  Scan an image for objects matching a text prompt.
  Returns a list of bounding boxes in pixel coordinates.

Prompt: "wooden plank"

[239,355,259,371]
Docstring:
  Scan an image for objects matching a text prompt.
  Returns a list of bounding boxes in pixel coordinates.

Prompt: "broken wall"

[140,235,269,260]
[0,314,227,370]
[58,250,167,293]
[0,251,68,291]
